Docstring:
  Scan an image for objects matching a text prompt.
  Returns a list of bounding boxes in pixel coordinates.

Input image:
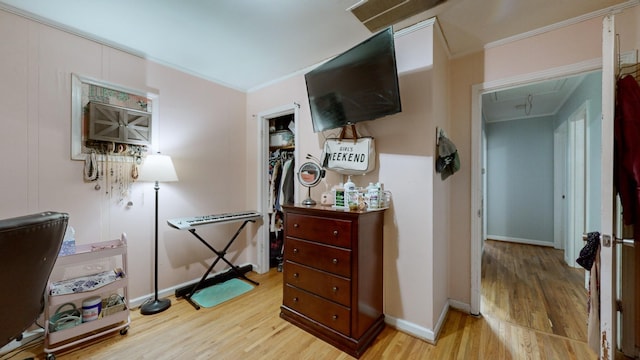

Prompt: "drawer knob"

[332,286,338,292]
[332,315,338,321]
[293,223,299,228]
[293,273,299,278]
[333,230,338,236]
[293,248,299,254]
[332,258,338,264]
[293,297,298,303]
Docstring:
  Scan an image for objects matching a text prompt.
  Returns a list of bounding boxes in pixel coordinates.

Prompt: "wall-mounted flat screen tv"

[305,27,401,133]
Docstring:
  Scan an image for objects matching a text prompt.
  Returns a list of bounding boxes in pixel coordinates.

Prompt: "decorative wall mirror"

[71,73,158,161]
[298,162,325,206]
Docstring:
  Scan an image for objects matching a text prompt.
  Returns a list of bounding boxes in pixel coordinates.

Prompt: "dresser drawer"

[285,238,351,277]
[286,213,352,248]
[284,261,351,307]
[283,284,351,336]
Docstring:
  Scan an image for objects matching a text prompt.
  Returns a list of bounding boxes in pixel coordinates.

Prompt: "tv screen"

[305,27,401,133]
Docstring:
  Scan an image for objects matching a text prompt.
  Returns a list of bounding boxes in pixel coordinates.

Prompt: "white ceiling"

[482,75,587,123]
[0,0,631,93]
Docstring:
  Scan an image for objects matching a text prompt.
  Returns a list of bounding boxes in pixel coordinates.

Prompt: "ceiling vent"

[349,0,447,31]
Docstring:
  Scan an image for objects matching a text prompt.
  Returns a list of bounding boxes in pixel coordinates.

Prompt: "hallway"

[481,240,588,341]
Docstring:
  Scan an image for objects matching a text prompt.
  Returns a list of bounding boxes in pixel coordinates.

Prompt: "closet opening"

[267,114,295,271]
[256,104,299,274]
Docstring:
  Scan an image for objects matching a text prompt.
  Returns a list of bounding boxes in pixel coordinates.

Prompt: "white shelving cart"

[44,234,130,360]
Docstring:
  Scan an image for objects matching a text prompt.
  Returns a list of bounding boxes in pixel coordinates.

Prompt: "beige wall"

[483,17,603,82]
[247,22,448,339]
[618,5,640,51]
[0,9,251,302]
[431,23,451,330]
[447,19,603,305]
[447,51,485,304]
[447,8,640,307]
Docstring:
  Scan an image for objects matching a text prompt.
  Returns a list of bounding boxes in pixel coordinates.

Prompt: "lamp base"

[140,298,171,315]
[302,197,316,206]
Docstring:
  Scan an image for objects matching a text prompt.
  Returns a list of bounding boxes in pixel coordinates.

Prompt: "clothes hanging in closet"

[267,150,294,267]
[268,151,294,218]
[280,157,295,206]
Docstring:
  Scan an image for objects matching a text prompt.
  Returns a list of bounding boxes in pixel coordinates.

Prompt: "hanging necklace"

[84,151,99,182]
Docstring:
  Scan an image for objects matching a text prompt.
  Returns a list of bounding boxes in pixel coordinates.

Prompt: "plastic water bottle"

[376,182,385,208]
[366,183,379,210]
[345,176,358,211]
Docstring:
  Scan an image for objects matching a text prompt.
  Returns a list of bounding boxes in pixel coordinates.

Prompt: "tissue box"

[59,239,76,256]
[59,226,76,256]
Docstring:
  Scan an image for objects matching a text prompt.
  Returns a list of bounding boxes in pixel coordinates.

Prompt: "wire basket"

[101,294,126,317]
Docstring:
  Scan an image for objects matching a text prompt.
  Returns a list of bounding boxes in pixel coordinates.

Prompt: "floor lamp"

[138,153,178,315]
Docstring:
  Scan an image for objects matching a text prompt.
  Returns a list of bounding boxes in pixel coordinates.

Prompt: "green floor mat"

[190,278,254,308]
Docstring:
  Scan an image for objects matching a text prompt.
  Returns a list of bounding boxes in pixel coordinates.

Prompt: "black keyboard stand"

[182,219,259,310]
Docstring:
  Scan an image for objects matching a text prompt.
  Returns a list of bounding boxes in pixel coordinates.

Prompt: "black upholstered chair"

[0,212,68,348]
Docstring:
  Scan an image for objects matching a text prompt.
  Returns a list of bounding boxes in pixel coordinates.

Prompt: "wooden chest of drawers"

[280,205,385,358]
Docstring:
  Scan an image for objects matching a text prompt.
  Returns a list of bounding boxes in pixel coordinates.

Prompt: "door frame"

[255,103,300,274]
[470,58,601,315]
[599,13,616,358]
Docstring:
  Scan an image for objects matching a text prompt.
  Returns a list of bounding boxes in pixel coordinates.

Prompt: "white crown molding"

[251,19,441,93]
[395,17,452,59]
[394,17,437,37]
[484,0,640,51]
[480,58,602,94]
[0,2,247,92]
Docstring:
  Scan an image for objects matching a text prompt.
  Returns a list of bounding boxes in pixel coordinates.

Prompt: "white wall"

[555,71,602,232]
[485,115,555,245]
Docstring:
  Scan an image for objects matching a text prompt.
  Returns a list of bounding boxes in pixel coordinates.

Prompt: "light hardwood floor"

[6,240,597,360]
[481,240,589,341]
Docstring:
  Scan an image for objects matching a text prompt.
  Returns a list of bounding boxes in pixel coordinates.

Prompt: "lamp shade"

[138,154,179,182]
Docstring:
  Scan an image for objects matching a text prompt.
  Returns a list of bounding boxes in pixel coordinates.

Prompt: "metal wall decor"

[71,74,159,202]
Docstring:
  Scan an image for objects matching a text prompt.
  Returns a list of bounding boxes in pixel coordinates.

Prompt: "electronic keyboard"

[167,211,261,230]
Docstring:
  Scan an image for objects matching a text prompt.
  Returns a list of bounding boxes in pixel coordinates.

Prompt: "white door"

[554,121,568,251]
[599,13,616,359]
[567,105,587,268]
[481,126,487,247]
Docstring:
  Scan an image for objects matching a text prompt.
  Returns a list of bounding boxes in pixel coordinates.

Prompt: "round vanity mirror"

[298,162,324,205]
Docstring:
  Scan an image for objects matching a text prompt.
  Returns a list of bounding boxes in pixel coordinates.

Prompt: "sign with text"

[322,137,376,175]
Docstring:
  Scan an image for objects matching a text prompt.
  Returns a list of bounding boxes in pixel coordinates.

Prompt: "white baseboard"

[448,298,472,314]
[385,314,438,344]
[432,302,449,342]
[486,235,554,247]
[384,301,454,344]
